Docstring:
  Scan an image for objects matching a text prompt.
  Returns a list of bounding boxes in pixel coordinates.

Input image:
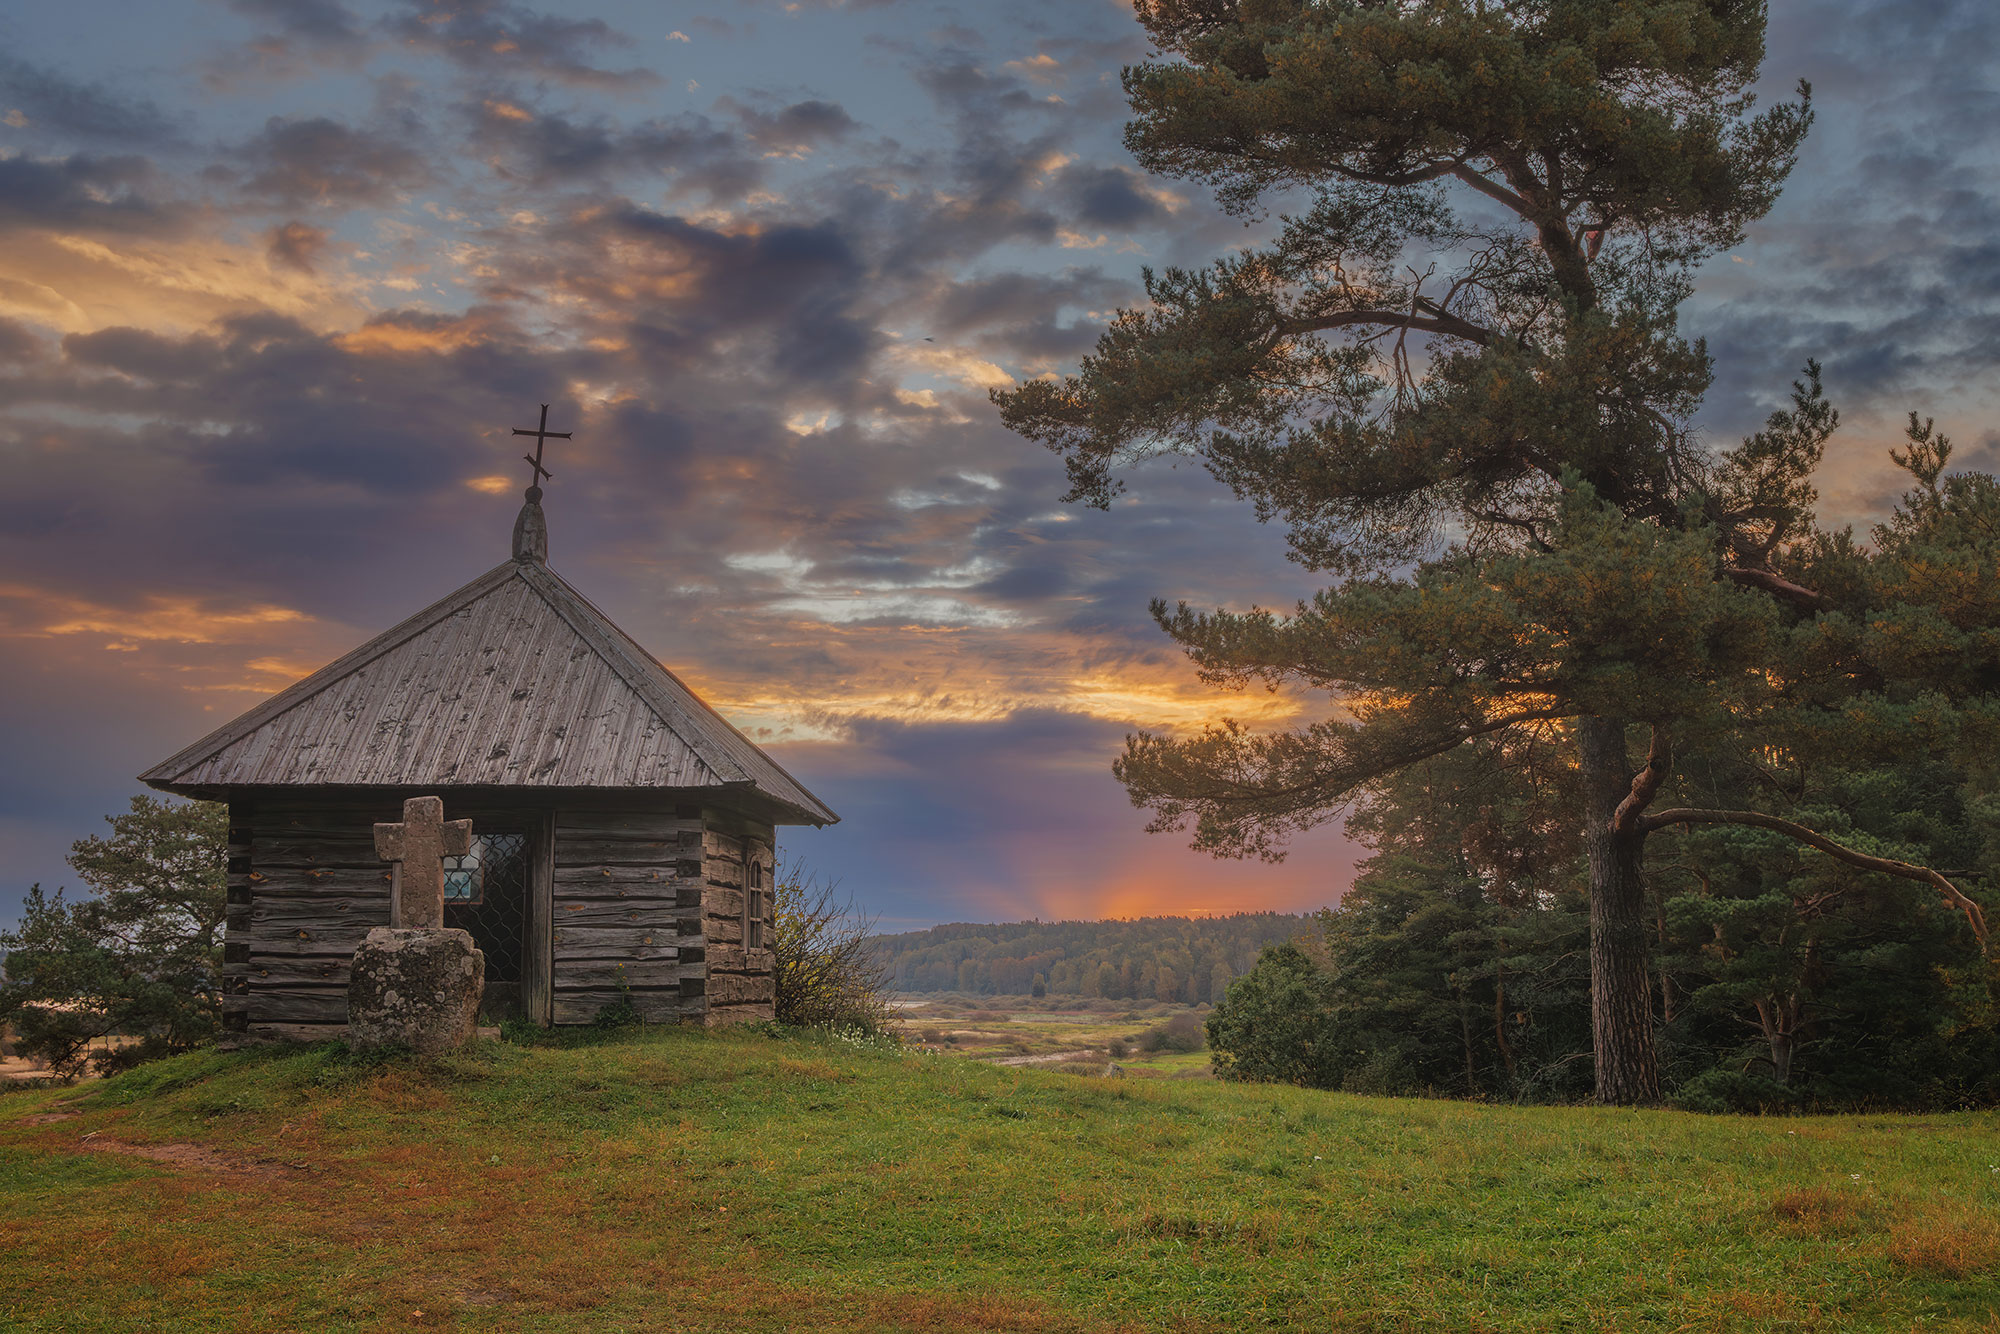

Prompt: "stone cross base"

[347,926,486,1055]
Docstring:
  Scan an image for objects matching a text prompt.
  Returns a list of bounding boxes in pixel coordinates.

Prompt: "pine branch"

[1279,307,1492,347]
[1642,807,1990,944]
[1611,727,1671,834]
[1450,163,1533,218]
[1719,565,1826,609]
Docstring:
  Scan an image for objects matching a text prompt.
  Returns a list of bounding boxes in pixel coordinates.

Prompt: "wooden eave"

[140,557,837,826]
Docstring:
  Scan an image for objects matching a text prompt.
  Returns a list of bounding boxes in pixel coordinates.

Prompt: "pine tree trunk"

[1493,960,1518,1085]
[1579,716,1663,1105]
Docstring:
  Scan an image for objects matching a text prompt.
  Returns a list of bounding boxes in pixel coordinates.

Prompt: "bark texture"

[1579,717,1663,1104]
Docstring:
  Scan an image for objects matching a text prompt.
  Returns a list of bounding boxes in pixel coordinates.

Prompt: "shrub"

[1205,943,1345,1087]
[1138,1011,1207,1054]
[772,863,891,1034]
[1674,1067,1799,1115]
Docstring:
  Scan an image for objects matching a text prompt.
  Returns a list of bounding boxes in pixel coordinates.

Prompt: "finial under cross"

[512,403,571,489]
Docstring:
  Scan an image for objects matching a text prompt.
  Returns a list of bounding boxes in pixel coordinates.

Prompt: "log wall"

[548,805,707,1025]
[221,804,253,1033]
[701,810,777,1024]
[222,793,781,1035]
[231,799,395,1040]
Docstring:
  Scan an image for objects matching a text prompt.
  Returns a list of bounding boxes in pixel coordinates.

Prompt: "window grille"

[444,832,528,988]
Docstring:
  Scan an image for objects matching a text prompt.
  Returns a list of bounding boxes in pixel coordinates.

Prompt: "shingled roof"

[140,494,836,826]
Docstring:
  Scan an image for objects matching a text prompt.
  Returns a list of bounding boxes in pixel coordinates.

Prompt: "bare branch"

[1468,508,1552,552]
[1279,307,1492,346]
[1642,808,1990,944]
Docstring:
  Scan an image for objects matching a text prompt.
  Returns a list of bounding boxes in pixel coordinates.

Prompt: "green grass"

[3,1026,1998,1332]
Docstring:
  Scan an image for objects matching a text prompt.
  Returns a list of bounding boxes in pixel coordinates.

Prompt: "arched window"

[742,848,766,951]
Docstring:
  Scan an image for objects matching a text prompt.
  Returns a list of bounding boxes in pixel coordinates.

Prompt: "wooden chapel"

[140,426,837,1041]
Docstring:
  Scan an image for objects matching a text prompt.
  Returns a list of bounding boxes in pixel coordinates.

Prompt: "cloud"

[1684,0,2000,513]
[725,98,858,157]
[229,0,370,47]
[912,58,1047,121]
[209,0,373,82]
[0,583,312,647]
[740,0,901,9]
[9,0,1995,937]
[922,268,1131,354]
[62,325,225,382]
[224,115,431,208]
[0,226,363,337]
[381,0,662,90]
[0,154,179,234]
[0,316,48,363]
[1001,52,1063,84]
[0,57,182,147]
[1054,162,1182,230]
[462,100,758,198]
[266,220,330,272]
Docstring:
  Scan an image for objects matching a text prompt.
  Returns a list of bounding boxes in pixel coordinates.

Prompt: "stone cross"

[374,796,473,930]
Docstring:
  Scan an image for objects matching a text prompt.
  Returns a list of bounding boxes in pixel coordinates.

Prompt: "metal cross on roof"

[512,403,571,487]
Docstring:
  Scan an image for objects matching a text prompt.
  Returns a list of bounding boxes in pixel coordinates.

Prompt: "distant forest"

[869,914,1307,1001]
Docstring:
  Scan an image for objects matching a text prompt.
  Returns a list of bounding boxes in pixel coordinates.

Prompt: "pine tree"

[0,797,226,1077]
[996,1,1987,1102]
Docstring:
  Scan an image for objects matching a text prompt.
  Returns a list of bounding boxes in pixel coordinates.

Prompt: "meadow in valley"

[889,995,1213,1078]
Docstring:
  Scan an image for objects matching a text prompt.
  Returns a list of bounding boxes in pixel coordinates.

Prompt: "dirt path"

[33,1124,314,1180]
[989,1049,1100,1067]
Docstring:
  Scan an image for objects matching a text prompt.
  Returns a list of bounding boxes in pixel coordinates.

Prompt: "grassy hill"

[3,1027,1997,1332]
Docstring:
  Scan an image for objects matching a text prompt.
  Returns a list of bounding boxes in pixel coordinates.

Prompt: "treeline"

[871,914,1305,1002]
[1208,727,2000,1112]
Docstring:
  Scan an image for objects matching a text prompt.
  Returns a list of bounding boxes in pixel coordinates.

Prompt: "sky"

[2,0,1998,933]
